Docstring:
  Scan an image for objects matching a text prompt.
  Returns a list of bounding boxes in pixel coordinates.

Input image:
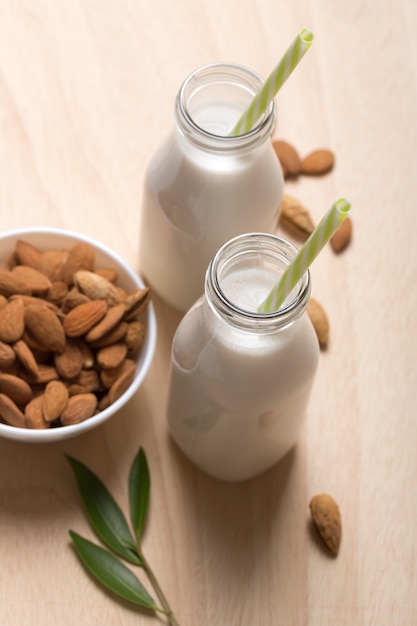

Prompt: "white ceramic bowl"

[0,227,157,443]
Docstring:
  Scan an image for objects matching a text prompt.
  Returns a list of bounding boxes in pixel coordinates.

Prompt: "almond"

[0,372,32,405]
[24,303,66,352]
[67,369,101,396]
[124,321,145,352]
[0,393,26,427]
[100,358,136,389]
[84,303,126,343]
[95,268,118,283]
[0,269,32,296]
[330,216,352,253]
[60,393,98,426]
[61,287,91,313]
[37,250,69,282]
[123,287,151,321]
[63,299,107,337]
[20,364,59,385]
[43,380,69,422]
[0,295,7,309]
[0,341,16,369]
[0,298,25,342]
[62,242,95,285]
[45,281,68,305]
[108,362,136,404]
[96,343,128,370]
[53,338,84,379]
[75,339,95,369]
[15,240,42,268]
[74,270,122,306]
[272,139,301,177]
[25,394,49,429]
[301,149,335,175]
[307,298,329,349]
[86,321,128,349]
[11,265,52,293]
[309,493,342,555]
[279,194,315,239]
[13,340,39,377]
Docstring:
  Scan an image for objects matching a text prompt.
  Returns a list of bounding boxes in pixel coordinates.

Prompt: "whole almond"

[63,299,107,337]
[60,393,98,426]
[43,380,69,422]
[37,250,69,282]
[84,303,126,343]
[108,361,136,404]
[20,364,59,385]
[24,303,66,352]
[96,343,128,370]
[61,287,91,313]
[100,358,136,389]
[11,265,52,293]
[45,281,69,305]
[62,243,95,285]
[74,270,122,306]
[0,298,25,343]
[0,372,32,405]
[301,149,335,175]
[272,139,301,177]
[279,194,315,239]
[124,321,145,352]
[0,340,16,369]
[67,369,101,396]
[87,321,128,349]
[15,240,42,268]
[309,493,342,555]
[95,268,118,283]
[0,393,26,428]
[307,298,329,349]
[75,339,95,369]
[0,269,32,296]
[53,338,84,379]
[330,216,352,253]
[25,394,49,429]
[13,340,39,377]
[123,287,151,321]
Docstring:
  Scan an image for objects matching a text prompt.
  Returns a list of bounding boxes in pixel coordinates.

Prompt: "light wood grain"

[0,1,416,624]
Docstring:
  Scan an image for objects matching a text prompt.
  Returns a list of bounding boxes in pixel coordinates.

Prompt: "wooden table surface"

[0,1,416,624]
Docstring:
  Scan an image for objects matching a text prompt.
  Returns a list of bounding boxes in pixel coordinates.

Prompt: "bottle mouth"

[207,233,311,330]
[176,62,276,151]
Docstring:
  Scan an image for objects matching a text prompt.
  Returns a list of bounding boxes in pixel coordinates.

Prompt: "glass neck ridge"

[175,62,276,152]
[205,233,311,331]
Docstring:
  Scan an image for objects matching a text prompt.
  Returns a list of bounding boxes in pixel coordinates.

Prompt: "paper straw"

[258,198,352,313]
[229,28,314,137]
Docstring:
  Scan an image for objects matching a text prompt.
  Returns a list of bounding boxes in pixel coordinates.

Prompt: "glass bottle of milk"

[139,63,284,312]
[167,233,320,482]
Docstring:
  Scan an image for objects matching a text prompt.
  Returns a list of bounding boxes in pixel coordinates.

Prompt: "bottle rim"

[176,62,276,151]
[206,232,311,330]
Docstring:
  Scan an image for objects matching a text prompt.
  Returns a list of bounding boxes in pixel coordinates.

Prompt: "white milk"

[139,64,284,312]
[167,234,320,481]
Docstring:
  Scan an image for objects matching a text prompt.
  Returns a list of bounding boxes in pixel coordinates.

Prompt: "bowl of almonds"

[0,227,157,442]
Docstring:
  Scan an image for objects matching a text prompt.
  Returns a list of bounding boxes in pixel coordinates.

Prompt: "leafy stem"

[67,447,180,625]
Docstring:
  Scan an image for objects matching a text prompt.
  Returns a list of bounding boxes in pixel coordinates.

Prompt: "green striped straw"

[258,198,352,313]
[229,28,314,137]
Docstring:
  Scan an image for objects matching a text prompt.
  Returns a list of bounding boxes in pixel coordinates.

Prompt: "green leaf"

[66,455,140,565]
[69,531,159,611]
[129,447,150,543]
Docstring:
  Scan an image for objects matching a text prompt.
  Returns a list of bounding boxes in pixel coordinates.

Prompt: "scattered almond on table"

[309,493,342,556]
[0,240,151,429]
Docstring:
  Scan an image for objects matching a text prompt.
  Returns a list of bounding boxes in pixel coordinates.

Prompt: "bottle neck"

[175,63,276,153]
[205,233,311,332]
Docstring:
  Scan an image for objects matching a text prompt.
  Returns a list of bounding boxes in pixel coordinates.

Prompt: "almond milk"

[166,233,319,481]
[139,64,284,312]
